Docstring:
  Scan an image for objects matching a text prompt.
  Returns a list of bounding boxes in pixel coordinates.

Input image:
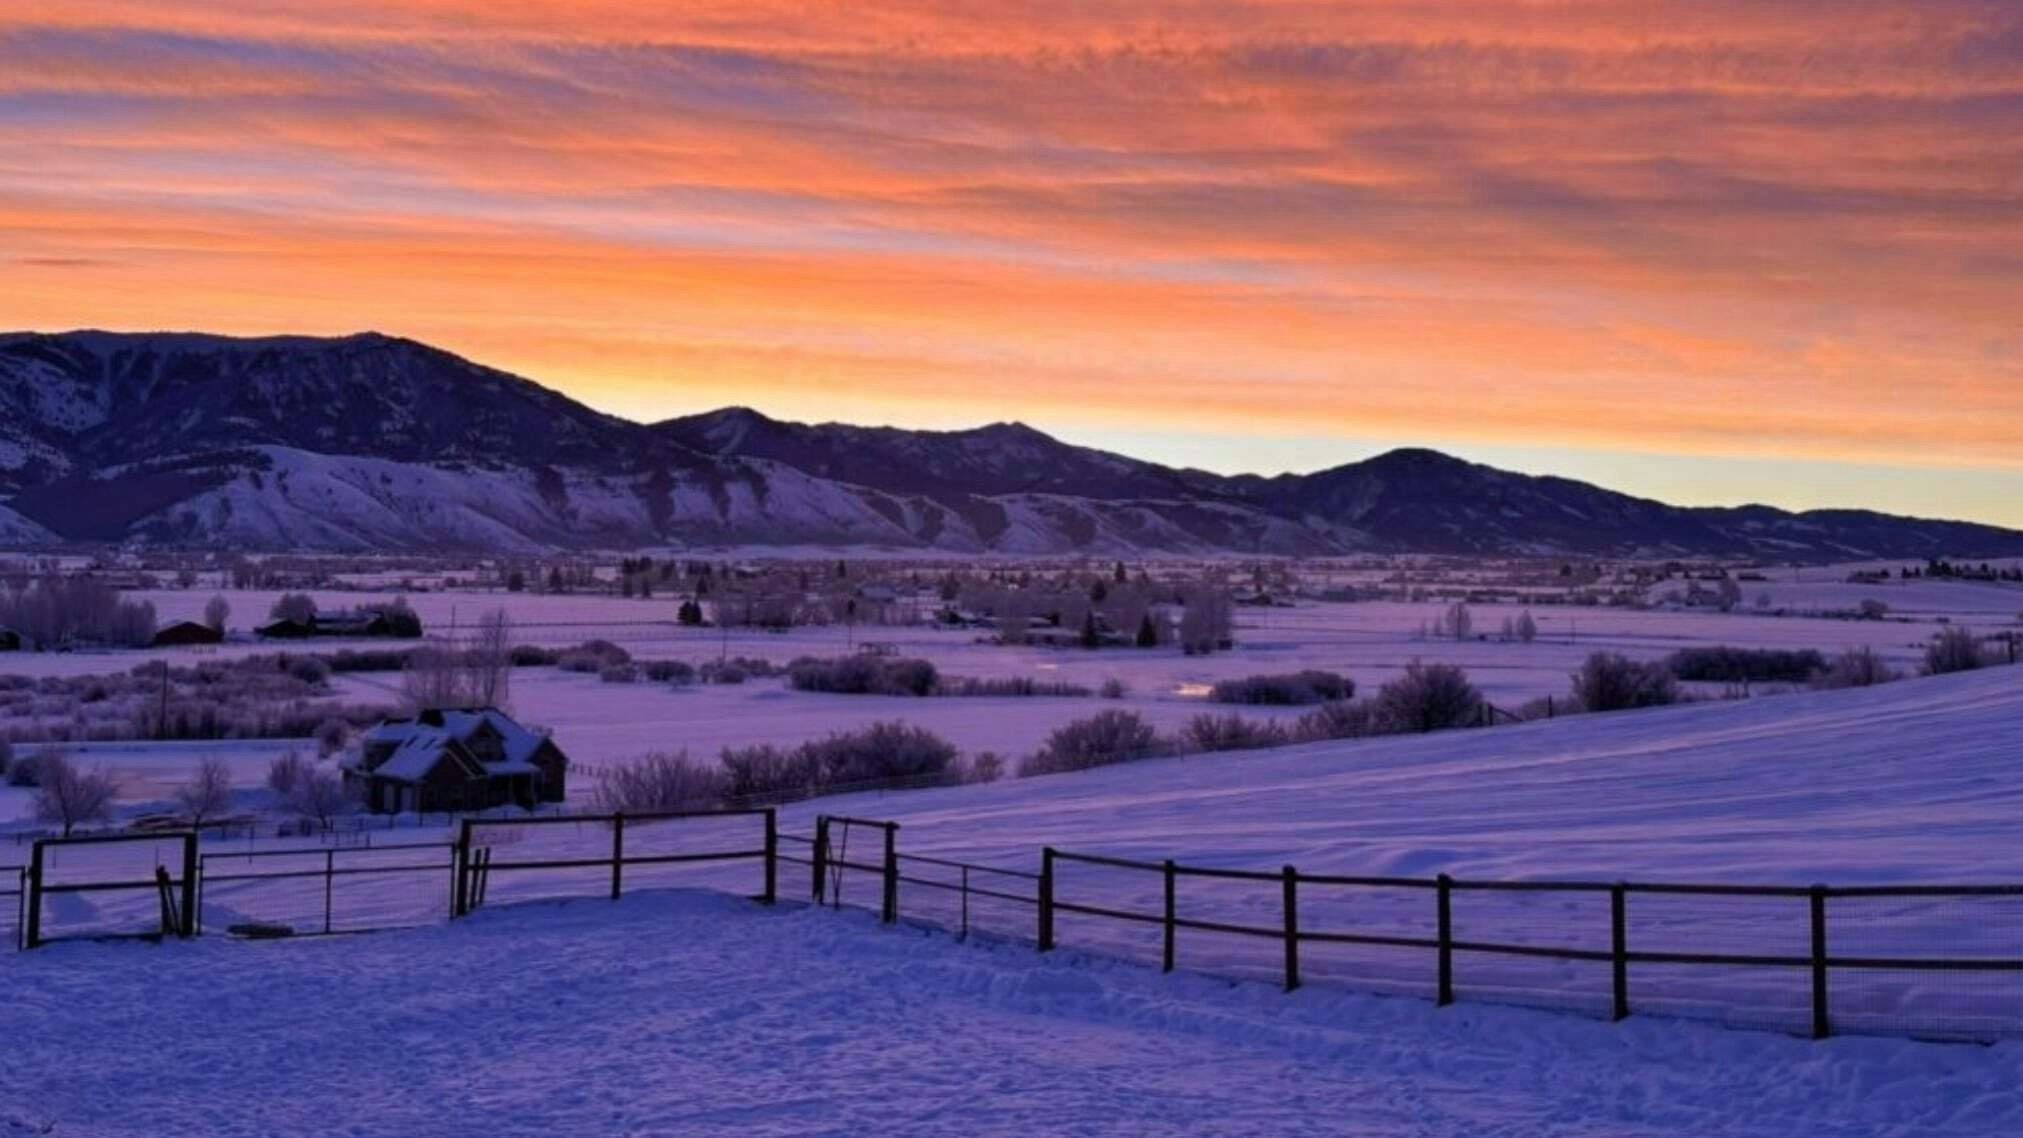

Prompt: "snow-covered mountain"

[3,330,2021,558]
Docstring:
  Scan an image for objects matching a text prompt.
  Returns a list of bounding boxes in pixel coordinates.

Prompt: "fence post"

[881,822,899,924]
[1162,859,1177,973]
[1610,884,1629,1022]
[1810,885,1830,1040]
[761,809,778,904]
[324,848,335,936]
[1283,866,1300,992]
[812,816,830,903]
[611,813,626,901]
[1436,874,1454,1006]
[179,831,198,938]
[1039,847,1056,951]
[25,841,42,949]
[453,819,472,917]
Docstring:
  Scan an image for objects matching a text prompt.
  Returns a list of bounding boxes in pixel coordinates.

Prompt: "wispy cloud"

[2,1,2019,507]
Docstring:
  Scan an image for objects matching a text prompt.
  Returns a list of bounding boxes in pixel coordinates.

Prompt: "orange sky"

[5,2,2022,522]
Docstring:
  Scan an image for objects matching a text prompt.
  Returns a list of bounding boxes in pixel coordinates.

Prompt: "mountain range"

[1,329,2019,560]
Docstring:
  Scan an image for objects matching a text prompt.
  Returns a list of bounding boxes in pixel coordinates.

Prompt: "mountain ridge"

[2,329,2019,559]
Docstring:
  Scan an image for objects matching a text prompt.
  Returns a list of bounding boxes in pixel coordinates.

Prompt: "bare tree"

[203,594,231,633]
[1435,602,1473,641]
[266,750,311,795]
[287,768,358,832]
[402,645,470,712]
[175,757,233,828]
[33,750,121,837]
[466,608,512,709]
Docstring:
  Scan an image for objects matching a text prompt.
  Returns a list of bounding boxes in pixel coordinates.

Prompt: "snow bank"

[4,890,2018,1137]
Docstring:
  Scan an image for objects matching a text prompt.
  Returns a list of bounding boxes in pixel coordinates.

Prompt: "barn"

[151,620,224,647]
[343,708,568,814]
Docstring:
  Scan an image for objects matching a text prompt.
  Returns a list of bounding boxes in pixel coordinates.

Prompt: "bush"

[313,718,351,757]
[719,744,823,801]
[705,664,747,685]
[509,645,559,667]
[1372,662,1483,733]
[593,751,726,813]
[1210,670,1353,706]
[1570,652,1679,712]
[560,640,632,673]
[1666,647,1825,684]
[286,656,332,686]
[1100,677,1128,699]
[598,664,639,684]
[271,593,318,624]
[962,751,1005,784]
[1182,713,1290,752]
[7,749,44,787]
[802,721,958,785]
[266,751,311,796]
[1291,700,1374,741]
[1020,710,1164,776]
[1924,627,1986,675]
[640,660,696,685]
[1817,645,1899,689]
[938,675,1093,698]
[787,655,939,696]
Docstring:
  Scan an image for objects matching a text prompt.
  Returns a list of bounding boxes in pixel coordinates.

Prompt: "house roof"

[354,707,558,783]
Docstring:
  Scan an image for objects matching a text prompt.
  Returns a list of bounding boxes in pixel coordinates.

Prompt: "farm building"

[256,608,422,640]
[150,620,224,647]
[343,708,567,814]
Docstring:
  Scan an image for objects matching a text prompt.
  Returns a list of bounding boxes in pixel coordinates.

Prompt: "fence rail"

[12,812,2023,1042]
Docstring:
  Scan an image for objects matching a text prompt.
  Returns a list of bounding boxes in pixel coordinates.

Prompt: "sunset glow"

[5,2,2021,520]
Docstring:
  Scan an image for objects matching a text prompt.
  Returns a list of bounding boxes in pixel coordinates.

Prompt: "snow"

[5,889,2019,1137]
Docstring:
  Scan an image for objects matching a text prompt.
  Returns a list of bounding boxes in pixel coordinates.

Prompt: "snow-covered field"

[5,889,2019,1138]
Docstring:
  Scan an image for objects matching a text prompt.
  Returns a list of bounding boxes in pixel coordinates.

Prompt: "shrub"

[640,660,696,685]
[1817,645,1899,689]
[1570,652,1679,712]
[559,640,632,673]
[787,655,939,696]
[266,750,311,796]
[1020,710,1163,776]
[1372,662,1483,733]
[801,721,958,785]
[313,718,351,757]
[270,593,318,624]
[594,751,726,813]
[286,656,332,686]
[1210,670,1353,706]
[719,744,823,801]
[1924,627,1986,675]
[598,663,639,684]
[1099,678,1128,700]
[1666,647,1825,684]
[705,664,747,685]
[7,749,44,787]
[1182,713,1290,752]
[509,645,559,667]
[963,751,1005,784]
[938,675,1093,698]
[1291,700,1375,741]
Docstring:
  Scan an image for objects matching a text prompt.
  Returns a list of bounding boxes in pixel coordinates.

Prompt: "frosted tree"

[33,751,121,837]
[175,757,233,828]
[203,594,231,632]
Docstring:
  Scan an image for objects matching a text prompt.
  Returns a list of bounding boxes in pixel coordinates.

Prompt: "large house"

[343,708,567,814]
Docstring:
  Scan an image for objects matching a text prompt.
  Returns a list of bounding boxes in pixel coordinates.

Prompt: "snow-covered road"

[5,890,2020,1137]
